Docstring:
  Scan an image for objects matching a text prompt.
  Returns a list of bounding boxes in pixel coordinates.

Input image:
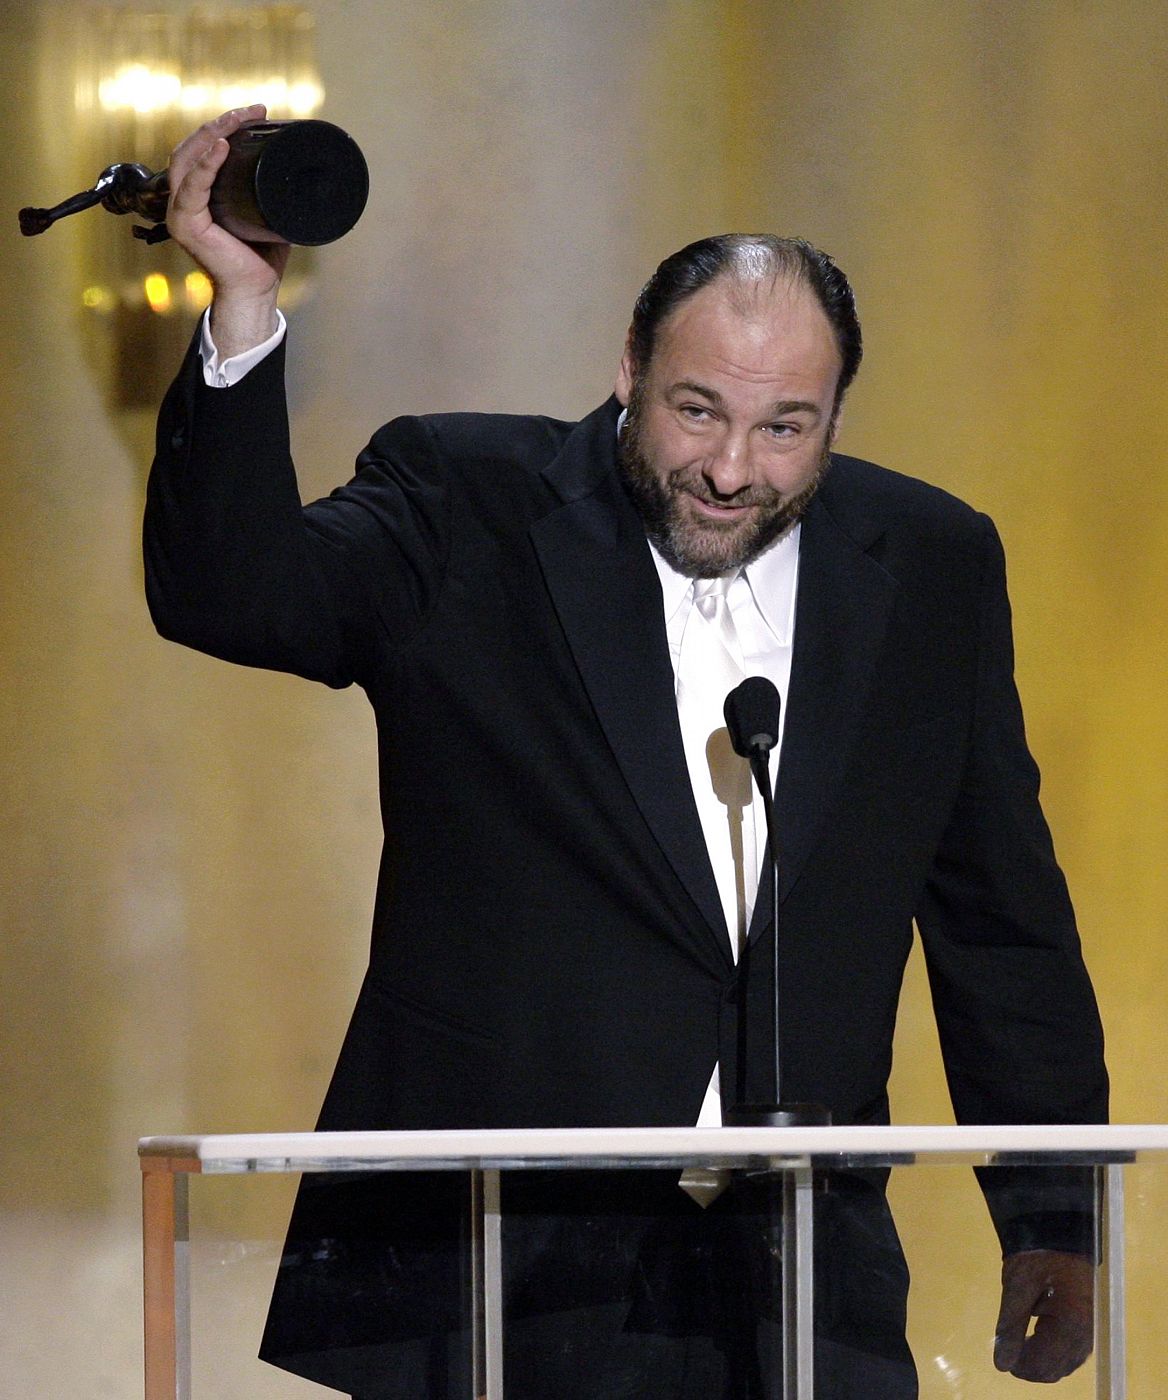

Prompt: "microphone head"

[724,676,781,757]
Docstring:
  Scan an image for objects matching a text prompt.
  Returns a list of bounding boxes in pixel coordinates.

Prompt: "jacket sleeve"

[915,515,1108,1255]
[143,332,450,688]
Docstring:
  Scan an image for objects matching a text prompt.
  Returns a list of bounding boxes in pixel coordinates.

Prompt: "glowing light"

[81,284,115,312]
[216,77,324,116]
[101,70,325,118]
[287,80,326,117]
[143,274,172,314]
[98,63,182,115]
[183,271,213,312]
[178,83,214,113]
[75,7,323,409]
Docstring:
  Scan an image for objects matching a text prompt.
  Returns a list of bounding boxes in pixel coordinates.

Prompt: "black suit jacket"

[145,336,1107,1391]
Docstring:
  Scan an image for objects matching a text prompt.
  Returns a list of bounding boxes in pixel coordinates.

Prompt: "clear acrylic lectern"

[139,1124,1164,1399]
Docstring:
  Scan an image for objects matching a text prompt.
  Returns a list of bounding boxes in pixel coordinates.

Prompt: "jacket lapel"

[529,401,732,966]
[530,415,897,961]
[751,474,898,934]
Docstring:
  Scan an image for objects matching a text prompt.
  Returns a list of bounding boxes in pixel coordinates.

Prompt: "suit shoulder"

[365,409,576,480]
[823,451,990,543]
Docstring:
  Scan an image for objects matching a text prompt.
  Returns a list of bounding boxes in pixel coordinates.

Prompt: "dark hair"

[627,234,863,413]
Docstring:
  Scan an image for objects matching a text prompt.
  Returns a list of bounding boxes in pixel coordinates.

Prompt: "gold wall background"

[2,1,1165,1394]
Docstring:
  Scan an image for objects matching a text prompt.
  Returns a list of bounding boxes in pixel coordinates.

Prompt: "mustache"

[665,468,784,511]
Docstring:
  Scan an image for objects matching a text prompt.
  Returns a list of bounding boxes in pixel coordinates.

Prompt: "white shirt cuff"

[199,308,287,388]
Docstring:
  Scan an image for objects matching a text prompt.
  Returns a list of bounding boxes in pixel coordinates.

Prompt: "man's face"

[615,275,842,577]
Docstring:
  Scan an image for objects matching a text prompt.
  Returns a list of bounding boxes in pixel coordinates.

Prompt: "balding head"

[626,234,862,420]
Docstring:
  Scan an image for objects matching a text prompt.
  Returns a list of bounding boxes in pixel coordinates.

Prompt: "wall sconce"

[71,5,325,413]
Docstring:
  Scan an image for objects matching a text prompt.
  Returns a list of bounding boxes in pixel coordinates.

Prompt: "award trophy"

[19,119,369,246]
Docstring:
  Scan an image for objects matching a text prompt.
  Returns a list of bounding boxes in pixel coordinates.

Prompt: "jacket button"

[170,427,186,450]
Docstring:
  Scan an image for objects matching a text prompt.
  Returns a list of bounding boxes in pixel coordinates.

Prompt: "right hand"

[167,106,290,356]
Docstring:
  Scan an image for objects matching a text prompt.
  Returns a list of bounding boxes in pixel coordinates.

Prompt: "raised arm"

[146,103,457,692]
[146,109,368,688]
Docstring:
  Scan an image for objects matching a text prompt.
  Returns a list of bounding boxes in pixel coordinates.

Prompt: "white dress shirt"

[649,531,801,1124]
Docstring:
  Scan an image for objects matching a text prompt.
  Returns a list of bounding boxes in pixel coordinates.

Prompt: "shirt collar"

[648,524,801,645]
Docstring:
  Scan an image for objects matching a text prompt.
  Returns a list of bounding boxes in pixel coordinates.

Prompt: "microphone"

[724,674,781,761]
[721,677,830,1129]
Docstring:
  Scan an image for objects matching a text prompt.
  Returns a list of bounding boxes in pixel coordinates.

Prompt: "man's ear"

[614,329,636,406]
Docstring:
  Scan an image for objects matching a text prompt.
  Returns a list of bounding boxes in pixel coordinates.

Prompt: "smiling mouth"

[683,491,758,521]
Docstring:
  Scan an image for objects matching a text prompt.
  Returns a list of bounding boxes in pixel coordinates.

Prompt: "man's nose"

[703,433,753,496]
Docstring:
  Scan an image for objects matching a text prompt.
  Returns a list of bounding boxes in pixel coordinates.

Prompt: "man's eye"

[679,405,712,422]
[766,422,798,437]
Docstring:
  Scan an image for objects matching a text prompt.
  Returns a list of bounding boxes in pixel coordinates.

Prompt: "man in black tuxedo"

[146,108,1107,1397]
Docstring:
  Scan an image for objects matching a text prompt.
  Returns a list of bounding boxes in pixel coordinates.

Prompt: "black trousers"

[266,1168,917,1399]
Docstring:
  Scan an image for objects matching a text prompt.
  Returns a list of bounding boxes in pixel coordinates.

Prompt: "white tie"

[675,575,758,953]
[676,577,758,1205]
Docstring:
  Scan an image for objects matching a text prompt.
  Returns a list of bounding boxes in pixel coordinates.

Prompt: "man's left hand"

[993,1249,1094,1382]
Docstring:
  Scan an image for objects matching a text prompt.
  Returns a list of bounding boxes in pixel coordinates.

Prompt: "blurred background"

[2,1,1165,1394]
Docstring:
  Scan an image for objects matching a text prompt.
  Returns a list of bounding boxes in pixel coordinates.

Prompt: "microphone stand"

[722,733,830,1130]
[721,676,829,1400]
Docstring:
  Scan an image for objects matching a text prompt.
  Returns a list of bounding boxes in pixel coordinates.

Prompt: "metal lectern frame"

[139,1123,1160,1400]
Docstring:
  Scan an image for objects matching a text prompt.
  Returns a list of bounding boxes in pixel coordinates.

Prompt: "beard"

[616,384,829,578]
